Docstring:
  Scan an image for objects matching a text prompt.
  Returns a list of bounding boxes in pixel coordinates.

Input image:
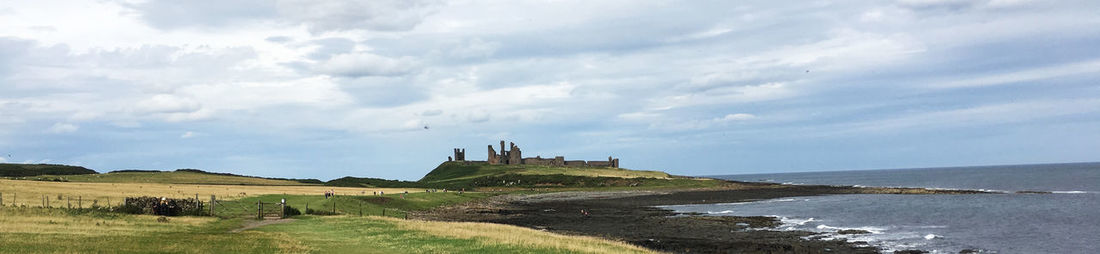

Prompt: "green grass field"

[0,161,715,253]
[0,205,652,253]
[211,192,495,218]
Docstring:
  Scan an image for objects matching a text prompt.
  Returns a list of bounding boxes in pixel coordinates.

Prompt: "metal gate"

[257,200,285,219]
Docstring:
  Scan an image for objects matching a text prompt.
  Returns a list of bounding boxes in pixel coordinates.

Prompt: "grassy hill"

[23,170,318,186]
[416,162,723,189]
[420,162,671,182]
[0,163,97,177]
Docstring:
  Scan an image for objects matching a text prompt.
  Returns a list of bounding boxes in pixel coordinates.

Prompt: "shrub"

[284,205,302,217]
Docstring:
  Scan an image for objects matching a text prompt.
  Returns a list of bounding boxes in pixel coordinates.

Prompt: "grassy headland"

[411,162,726,190]
[0,163,97,177]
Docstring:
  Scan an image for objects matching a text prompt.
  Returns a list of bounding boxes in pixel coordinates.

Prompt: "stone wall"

[122,196,204,216]
[587,161,612,167]
[522,156,565,166]
[487,145,499,164]
[507,142,522,165]
[564,160,588,167]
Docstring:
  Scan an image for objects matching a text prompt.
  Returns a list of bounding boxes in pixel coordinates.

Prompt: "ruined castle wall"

[487,145,499,164]
[589,161,616,167]
[507,142,522,165]
[564,160,588,167]
[522,158,557,166]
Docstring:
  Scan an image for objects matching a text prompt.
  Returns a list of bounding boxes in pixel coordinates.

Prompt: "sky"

[1,0,1098,181]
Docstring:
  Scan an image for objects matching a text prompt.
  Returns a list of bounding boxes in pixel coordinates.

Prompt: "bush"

[284,205,302,217]
[113,204,144,214]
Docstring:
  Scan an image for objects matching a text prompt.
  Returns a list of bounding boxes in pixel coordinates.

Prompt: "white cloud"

[653,82,795,111]
[47,123,79,133]
[717,113,756,122]
[136,94,202,114]
[316,53,417,77]
[180,131,197,138]
[934,59,1100,89]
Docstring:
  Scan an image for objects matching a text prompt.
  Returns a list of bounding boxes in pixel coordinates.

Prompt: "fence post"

[280,199,286,219]
[79,196,82,209]
[210,195,216,216]
[257,201,263,220]
[67,197,71,209]
[359,202,362,217]
[332,198,336,214]
[11,193,14,206]
[0,192,3,206]
[382,209,385,217]
[46,196,49,208]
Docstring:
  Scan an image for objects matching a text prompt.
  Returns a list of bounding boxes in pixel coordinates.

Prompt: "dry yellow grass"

[0,179,421,208]
[390,217,659,254]
[0,207,214,236]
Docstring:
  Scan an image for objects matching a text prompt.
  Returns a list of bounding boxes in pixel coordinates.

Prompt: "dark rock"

[1015,190,1051,194]
[959,249,981,254]
[838,229,872,235]
[894,250,929,254]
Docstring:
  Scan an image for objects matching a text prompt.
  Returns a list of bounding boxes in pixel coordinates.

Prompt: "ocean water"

[665,162,1100,253]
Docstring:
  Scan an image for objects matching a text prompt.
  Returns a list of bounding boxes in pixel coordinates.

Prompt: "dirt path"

[231,218,296,233]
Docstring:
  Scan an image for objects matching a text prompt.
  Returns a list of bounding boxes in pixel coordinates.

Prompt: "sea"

[662,162,1100,253]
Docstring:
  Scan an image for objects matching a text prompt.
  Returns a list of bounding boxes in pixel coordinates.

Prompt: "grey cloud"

[120,0,439,33]
[0,37,33,74]
[421,109,442,116]
[337,77,428,107]
[265,36,293,43]
[121,0,278,30]
[306,38,356,60]
[277,0,441,34]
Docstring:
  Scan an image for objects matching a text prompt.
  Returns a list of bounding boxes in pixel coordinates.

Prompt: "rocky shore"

[414,182,990,253]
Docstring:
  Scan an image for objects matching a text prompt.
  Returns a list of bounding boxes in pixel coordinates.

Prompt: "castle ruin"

[451,140,619,168]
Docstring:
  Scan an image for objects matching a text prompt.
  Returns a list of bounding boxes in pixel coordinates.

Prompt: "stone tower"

[453,148,465,161]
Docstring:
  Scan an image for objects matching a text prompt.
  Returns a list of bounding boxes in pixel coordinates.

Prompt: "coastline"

[415,182,989,253]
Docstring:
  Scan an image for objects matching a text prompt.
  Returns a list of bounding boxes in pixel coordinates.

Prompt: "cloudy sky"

[1,0,1098,180]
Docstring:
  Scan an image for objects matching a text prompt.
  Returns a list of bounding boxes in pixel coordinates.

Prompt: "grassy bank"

[0,206,652,254]
[211,192,496,218]
[257,215,654,253]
